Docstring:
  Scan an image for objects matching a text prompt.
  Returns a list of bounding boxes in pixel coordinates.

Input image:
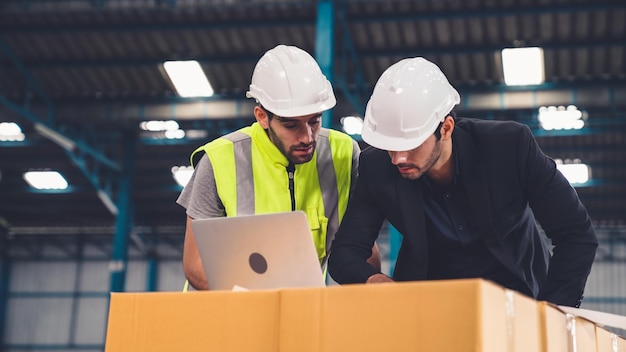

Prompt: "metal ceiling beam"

[1,2,620,33]
[356,39,625,59]
[0,40,53,115]
[0,13,315,34]
[0,40,120,171]
[0,38,129,220]
[4,87,623,149]
[459,81,626,93]
[14,38,625,70]
[348,2,625,23]
[16,54,259,69]
[16,83,624,121]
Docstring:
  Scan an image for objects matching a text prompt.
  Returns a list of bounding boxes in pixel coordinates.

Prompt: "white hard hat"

[246,45,336,117]
[362,57,460,151]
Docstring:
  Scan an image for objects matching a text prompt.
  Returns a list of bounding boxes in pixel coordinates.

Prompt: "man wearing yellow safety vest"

[177,45,380,290]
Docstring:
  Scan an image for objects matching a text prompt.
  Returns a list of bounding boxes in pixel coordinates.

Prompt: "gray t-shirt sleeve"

[176,154,225,219]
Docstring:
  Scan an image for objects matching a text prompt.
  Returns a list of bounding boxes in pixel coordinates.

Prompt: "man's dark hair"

[260,105,275,120]
[433,111,456,140]
[433,121,444,140]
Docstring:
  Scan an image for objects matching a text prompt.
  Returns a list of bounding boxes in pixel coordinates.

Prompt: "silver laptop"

[191,211,326,291]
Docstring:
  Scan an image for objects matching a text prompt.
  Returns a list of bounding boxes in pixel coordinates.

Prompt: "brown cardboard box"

[596,325,622,352]
[105,290,280,352]
[539,301,597,352]
[105,279,540,352]
[616,335,625,352]
[559,305,626,347]
[279,279,540,352]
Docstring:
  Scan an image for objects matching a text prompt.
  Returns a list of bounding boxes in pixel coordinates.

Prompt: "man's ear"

[254,106,269,129]
[441,115,455,140]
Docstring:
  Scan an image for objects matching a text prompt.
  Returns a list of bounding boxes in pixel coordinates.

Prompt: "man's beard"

[267,124,316,164]
[396,140,442,180]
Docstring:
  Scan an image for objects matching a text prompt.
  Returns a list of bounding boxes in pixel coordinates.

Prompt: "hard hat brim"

[246,91,336,117]
[362,125,432,152]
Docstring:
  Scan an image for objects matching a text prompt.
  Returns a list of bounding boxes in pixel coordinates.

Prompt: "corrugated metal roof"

[0,0,625,238]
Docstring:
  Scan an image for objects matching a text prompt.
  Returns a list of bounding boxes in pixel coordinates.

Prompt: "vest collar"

[251,122,290,167]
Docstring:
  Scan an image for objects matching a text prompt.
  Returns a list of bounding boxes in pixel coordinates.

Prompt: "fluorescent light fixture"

[501,47,545,86]
[555,159,590,184]
[163,60,214,98]
[34,123,76,151]
[23,170,69,190]
[0,122,26,141]
[164,129,185,139]
[538,105,585,130]
[172,166,194,187]
[341,116,364,135]
[139,120,180,131]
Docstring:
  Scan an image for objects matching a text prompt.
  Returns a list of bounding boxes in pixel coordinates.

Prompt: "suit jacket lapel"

[454,128,500,249]
[455,128,524,278]
[395,175,429,278]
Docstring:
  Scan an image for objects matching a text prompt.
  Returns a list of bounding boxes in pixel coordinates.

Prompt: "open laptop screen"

[191,211,326,291]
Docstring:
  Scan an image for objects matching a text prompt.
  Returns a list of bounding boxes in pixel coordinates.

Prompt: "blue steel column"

[315,0,335,128]
[145,252,158,292]
[388,224,401,277]
[109,131,137,292]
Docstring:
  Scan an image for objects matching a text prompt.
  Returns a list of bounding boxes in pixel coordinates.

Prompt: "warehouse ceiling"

[0,0,625,254]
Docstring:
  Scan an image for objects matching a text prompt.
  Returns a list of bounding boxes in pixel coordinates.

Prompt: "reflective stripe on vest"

[191,123,353,263]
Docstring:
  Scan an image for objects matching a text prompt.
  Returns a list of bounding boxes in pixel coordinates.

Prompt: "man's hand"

[366,273,394,284]
[366,242,382,271]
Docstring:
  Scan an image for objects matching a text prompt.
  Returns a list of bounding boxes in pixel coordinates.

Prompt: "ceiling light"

[501,47,545,86]
[23,170,69,190]
[341,116,364,135]
[172,166,194,187]
[139,120,180,131]
[555,159,589,184]
[163,60,214,98]
[164,129,185,139]
[0,122,26,141]
[538,105,585,130]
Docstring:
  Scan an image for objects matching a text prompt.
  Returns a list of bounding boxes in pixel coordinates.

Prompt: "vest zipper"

[286,163,296,211]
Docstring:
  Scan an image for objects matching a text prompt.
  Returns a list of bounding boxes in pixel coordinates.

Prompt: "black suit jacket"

[329,118,598,307]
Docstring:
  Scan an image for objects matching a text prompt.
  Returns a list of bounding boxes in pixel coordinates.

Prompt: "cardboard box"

[559,305,626,344]
[596,325,623,352]
[538,301,597,352]
[105,290,280,352]
[279,279,540,352]
[105,278,541,352]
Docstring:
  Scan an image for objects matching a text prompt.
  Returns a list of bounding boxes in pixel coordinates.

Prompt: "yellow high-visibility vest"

[191,122,356,264]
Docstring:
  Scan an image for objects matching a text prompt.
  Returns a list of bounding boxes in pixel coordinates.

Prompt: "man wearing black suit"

[328,57,597,307]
